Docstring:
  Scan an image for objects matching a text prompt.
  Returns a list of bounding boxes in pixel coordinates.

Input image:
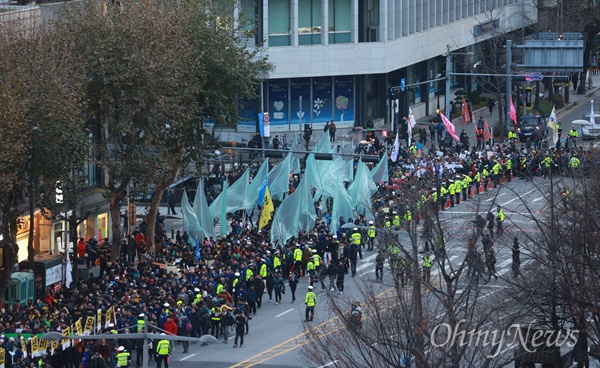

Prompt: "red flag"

[439,112,460,141]
[483,119,491,141]
[461,97,470,125]
[509,96,517,125]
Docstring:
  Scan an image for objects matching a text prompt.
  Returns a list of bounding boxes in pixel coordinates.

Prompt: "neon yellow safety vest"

[294,248,303,261]
[274,256,281,269]
[246,268,253,281]
[497,209,505,222]
[393,215,400,227]
[306,261,315,272]
[352,233,361,245]
[423,257,433,268]
[137,319,145,333]
[305,291,316,307]
[368,226,376,238]
[260,263,267,277]
[312,254,321,267]
[116,351,130,366]
[156,340,170,355]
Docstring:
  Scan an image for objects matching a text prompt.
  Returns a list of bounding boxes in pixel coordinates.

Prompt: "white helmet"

[118,346,125,352]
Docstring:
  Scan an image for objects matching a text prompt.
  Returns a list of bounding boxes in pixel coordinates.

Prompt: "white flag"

[407,107,417,146]
[408,107,417,129]
[546,105,558,145]
[591,100,596,125]
[65,247,73,288]
[390,132,400,162]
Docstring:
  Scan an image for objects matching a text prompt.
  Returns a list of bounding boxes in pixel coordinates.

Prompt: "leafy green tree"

[58,0,268,258]
[0,26,86,302]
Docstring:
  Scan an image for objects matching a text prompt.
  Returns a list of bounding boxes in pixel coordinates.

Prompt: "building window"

[329,0,352,44]
[269,0,291,46]
[298,0,322,45]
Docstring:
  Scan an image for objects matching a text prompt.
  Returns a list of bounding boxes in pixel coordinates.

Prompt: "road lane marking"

[318,360,339,368]
[276,308,294,318]
[356,262,374,272]
[532,197,543,203]
[179,353,196,361]
[500,188,537,207]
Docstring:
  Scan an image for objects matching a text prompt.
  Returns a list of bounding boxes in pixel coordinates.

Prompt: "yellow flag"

[30,336,39,358]
[259,187,274,229]
[97,309,102,332]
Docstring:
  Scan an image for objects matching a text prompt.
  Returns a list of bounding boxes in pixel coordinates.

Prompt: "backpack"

[184,321,192,333]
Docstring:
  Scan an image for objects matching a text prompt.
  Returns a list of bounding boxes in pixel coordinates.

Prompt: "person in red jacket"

[164,317,178,336]
[77,238,86,258]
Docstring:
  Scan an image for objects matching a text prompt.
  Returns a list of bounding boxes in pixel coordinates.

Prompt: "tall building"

[230,0,537,139]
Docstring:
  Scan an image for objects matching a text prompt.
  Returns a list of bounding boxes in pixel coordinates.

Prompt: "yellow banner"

[31,336,39,358]
[20,337,27,358]
[85,316,95,335]
[105,307,114,329]
[62,327,71,348]
[0,348,5,367]
[50,339,58,355]
[38,338,48,356]
[76,318,83,337]
[97,309,102,332]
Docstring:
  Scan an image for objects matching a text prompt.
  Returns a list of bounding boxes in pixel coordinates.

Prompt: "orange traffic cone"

[446,198,451,208]
[510,170,514,181]
[487,180,493,190]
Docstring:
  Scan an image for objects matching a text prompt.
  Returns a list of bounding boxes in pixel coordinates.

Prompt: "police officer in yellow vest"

[156,334,171,368]
[448,180,456,207]
[367,221,376,251]
[116,346,130,368]
[474,171,481,194]
[505,156,513,182]
[508,128,517,142]
[439,184,447,211]
[569,155,580,175]
[482,167,490,191]
[568,128,578,148]
[351,228,362,246]
[496,206,505,235]
[392,211,401,229]
[293,244,304,277]
[422,251,433,283]
[304,285,317,322]
[137,314,145,333]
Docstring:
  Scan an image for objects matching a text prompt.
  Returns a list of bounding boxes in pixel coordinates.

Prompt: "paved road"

[150,172,577,368]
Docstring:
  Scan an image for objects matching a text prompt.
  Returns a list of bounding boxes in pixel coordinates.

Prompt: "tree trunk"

[27,182,35,271]
[109,193,124,262]
[410,225,426,368]
[146,151,184,256]
[0,215,20,305]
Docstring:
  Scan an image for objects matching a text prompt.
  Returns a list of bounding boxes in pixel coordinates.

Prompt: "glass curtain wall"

[269,0,291,46]
[299,0,322,45]
[329,0,351,44]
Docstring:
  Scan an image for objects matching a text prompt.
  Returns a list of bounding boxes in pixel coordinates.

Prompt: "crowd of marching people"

[1,118,597,368]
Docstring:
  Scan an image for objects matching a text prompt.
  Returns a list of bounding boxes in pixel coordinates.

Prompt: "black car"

[517,115,546,142]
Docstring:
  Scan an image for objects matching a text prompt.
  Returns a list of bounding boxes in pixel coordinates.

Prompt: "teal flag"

[270,176,316,244]
[182,191,203,238]
[220,179,228,237]
[268,153,292,201]
[331,179,354,234]
[370,152,389,184]
[348,160,378,217]
[243,159,269,213]
[192,179,216,240]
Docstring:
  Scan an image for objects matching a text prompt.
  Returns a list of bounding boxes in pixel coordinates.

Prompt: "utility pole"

[506,39,513,130]
[445,45,452,119]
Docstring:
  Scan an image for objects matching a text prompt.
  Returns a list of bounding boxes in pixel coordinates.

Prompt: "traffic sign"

[263,112,270,123]
[400,78,406,92]
[524,73,543,81]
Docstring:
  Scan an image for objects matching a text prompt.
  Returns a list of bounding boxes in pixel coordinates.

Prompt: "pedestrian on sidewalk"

[329,120,336,142]
[429,120,436,141]
[512,237,522,278]
[167,189,177,215]
[487,97,495,116]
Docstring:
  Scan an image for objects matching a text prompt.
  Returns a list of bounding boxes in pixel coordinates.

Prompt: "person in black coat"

[335,260,346,294]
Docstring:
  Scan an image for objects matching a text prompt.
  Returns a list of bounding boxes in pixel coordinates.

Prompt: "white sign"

[46,264,63,286]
